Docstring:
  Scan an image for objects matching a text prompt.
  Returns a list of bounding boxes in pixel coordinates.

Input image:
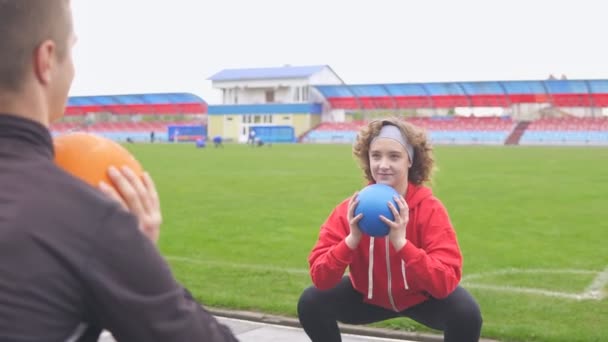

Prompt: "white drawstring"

[367,237,375,299]
[402,209,409,290]
[368,238,409,301]
[401,260,409,290]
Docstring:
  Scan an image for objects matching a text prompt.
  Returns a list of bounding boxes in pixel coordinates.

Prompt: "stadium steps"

[505,121,531,145]
[298,122,323,142]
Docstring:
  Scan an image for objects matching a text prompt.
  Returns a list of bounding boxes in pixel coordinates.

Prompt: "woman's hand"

[345,191,364,250]
[380,195,409,251]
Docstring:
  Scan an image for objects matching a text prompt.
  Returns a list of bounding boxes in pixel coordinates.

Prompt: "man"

[213,135,224,148]
[248,129,256,145]
[0,1,238,341]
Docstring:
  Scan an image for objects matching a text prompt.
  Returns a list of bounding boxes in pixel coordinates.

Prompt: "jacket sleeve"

[82,207,238,342]
[398,199,462,299]
[308,201,355,290]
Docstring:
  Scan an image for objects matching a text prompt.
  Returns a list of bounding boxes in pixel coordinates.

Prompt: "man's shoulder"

[26,162,122,221]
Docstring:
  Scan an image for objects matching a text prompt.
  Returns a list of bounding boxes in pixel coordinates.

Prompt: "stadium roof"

[65,93,207,116]
[314,79,608,109]
[208,65,328,81]
[207,103,322,115]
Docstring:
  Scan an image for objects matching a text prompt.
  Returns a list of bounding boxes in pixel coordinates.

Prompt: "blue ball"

[354,184,400,237]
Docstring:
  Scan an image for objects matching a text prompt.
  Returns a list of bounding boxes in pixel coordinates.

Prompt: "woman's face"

[369,137,411,194]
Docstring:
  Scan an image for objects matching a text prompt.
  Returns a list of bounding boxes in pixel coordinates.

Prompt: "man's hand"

[99,166,162,244]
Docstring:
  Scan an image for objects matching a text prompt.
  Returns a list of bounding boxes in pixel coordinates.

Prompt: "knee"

[451,298,483,330]
[297,286,323,316]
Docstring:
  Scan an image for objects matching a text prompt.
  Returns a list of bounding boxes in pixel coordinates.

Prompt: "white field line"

[462,283,597,300]
[462,268,596,281]
[167,255,606,301]
[583,266,608,300]
[461,268,604,301]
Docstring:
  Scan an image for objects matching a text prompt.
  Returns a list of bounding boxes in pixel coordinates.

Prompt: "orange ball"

[53,132,144,189]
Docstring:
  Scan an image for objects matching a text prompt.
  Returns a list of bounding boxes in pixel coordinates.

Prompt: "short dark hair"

[0,0,72,92]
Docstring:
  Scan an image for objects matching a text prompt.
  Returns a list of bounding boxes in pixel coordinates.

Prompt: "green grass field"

[125,143,608,342]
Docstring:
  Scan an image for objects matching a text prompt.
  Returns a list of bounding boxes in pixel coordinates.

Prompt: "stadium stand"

[520,117,608,145]
[64,93,207,116]
[302,117,516,145]
[302,121,365,144]
[52,80,608,146]
[311,79,608,146]
[51,93,207,142]
[314,80,608,110]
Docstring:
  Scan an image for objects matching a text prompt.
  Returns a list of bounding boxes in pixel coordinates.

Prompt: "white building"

[207,65,344,142]
[209,65,343,105]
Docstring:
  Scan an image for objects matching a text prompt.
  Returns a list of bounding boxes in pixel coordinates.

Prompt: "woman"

[298,117,482,341]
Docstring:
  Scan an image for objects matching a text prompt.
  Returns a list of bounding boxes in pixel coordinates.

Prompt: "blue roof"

[314,79,608,98]
[423,83,467,96]
[208,65,328,81]
[349,84,390,97]
[588,80,608,93]
[501,81,547,94]
[208,103,322,115]
[544,80,589,94]
[460,81,504,95]
[67,92,206,106]
[315,85,353,97]
[384,84,428,96]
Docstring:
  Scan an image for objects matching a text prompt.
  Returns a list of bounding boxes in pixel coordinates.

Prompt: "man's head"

[0,0,76,124]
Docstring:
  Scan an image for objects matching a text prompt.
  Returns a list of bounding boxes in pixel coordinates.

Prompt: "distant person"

[150,131,155,143]
[173,129,180,143]
[213,135,224,148]
[298,117,482,342]
[0,1,237,341]
[255,137,268,147]
[248,129,256,145]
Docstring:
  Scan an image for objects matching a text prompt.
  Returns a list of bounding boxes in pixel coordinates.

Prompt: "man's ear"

[33,40,56,85]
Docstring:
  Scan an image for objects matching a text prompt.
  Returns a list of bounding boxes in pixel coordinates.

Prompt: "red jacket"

[308,183,462,311]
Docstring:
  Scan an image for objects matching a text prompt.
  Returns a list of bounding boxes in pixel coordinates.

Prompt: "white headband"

[371,124,414,165]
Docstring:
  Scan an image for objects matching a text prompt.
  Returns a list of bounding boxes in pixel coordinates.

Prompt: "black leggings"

[298,276,482,342]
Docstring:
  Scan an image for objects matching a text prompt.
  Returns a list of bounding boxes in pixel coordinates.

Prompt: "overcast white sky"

[70,0,608,104]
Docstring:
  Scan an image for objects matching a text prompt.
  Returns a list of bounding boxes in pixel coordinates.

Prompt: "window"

[261,115,273,123]
[265,90,275,103]
[254,115,261,123]
[294,87,300,102]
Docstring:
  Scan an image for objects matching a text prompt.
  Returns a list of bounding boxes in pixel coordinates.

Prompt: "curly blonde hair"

[352,117,434,185]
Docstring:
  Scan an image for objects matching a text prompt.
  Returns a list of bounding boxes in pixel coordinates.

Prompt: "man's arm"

[83,208,238,342]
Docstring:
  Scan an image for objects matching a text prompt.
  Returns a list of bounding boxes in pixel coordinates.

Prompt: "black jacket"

[0,113,238,342]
